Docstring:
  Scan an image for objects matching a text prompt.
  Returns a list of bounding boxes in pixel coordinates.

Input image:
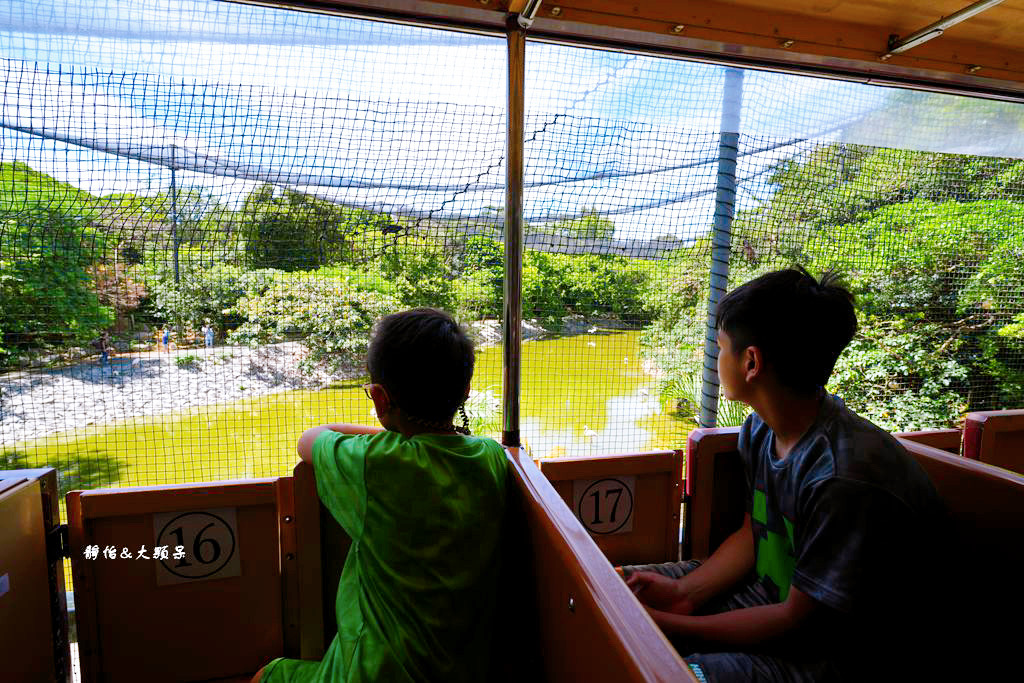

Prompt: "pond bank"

[1,343,324,445]
[0,318,645,446]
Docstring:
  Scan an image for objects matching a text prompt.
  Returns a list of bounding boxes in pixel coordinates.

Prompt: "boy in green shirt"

[255,308,507,682]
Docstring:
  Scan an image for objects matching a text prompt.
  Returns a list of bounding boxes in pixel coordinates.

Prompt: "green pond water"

[6,331,693,490]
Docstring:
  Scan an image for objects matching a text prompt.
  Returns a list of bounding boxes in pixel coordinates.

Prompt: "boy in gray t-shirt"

[623,268,943,682]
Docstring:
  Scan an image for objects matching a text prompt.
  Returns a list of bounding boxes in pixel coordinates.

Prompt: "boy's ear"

[370,384,392,417]
[744,345,765,382]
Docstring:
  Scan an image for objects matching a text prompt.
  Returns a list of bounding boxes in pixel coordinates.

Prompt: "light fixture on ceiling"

[881,0,1004,59]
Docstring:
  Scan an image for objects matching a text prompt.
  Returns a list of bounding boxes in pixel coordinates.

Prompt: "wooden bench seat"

[4,448,697,682]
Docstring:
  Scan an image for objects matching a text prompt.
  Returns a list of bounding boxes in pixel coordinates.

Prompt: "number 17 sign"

[152,507,241,586]
[572,476,636,535]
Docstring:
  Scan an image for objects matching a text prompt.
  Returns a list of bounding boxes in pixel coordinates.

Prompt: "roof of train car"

[232,0,1024,100]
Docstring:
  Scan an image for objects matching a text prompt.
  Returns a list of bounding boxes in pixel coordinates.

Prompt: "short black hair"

[715,267,857,394]
[367,308,475,423]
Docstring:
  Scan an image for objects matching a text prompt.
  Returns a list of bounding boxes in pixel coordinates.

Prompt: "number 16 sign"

[572,476,636,535]
[152,507,241,586]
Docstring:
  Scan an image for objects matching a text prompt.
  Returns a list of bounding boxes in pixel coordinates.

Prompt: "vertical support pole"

[698,68,743,428]
[169,145,180,285]
[503,19,526,448]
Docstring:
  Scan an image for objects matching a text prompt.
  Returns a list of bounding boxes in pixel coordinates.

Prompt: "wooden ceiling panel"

[234,0,1024,99]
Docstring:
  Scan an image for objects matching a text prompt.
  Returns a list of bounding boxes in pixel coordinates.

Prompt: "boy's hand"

[626,571,697,615]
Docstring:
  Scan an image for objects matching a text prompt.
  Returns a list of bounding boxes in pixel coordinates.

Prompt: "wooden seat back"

[683,426,968,558]
[894,428,962,454]
[963,409,1024,473]
[505,448,695,682]
[66,477,298,682]
[538,451,683,566]
[682,428,745,560]
[896,437,1024,566]
[1,468,70,683]
[896,437,1024,663]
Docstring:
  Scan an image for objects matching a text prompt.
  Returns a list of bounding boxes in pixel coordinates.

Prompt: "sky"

[2,0,1022,240]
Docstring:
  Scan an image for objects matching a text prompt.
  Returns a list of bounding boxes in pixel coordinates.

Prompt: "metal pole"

[170,145,180,285]
[698,68,743,428]
[503,17,526,448]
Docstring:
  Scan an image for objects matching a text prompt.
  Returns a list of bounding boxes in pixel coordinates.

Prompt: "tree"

[240,185,386,271]
[0,207,113,359]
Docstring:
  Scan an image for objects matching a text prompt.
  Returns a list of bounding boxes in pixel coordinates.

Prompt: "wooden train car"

[6,415,1024,680]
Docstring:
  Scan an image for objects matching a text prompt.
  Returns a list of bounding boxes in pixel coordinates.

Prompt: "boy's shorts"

[620,560,841,683]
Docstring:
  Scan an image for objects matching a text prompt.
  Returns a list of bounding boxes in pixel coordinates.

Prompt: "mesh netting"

[2,0,1023,498]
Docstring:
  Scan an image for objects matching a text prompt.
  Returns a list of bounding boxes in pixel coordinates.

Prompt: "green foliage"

[464,386,501,437]
[658,370,751,428]
[962,228,1024,310]
[452,237,504,319]
[647,143,1024,430]
[0,162,98,216]
[227,271,399,373]
[314,264,401,300]
[175,355,201,369]
[550,208,616,240]
[641,241,712,335]
[453,270,502,321]
[522,251,655,320]
[240,184,384,271]
[998,312,1024,339]
[829,318,968,431]
[378,238,457,311]
[145,262,247,332]
[0,207,113,356]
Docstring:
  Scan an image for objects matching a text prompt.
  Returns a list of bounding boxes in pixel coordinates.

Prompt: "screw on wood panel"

[283,515,292,523]
[879,54,892,61]
[779,39,795,48]
[550,6,562,16]
[286,553,295,561]
[966,65,982,74]
[568,597,576,612]
[671,25,685,34]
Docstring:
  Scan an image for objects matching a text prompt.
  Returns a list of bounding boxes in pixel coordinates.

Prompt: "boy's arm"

[297,423,385,464]
[644,584,819,646]
[628,514,755,614]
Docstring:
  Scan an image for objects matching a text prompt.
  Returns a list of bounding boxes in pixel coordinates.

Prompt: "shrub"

[145,262,247,333]
[227,273,399,373]
[378,239,457,311]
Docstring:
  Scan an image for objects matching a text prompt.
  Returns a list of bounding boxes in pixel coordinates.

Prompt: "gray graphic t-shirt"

[739,394,943,626]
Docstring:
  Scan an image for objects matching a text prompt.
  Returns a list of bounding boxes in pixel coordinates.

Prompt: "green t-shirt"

[263,430,508,683]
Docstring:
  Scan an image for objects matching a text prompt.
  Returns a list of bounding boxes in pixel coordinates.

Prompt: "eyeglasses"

[362,383,374,400]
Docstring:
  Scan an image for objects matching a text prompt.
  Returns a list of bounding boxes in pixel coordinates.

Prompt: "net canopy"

[1,0,1023,480]
[3,0,1023,238]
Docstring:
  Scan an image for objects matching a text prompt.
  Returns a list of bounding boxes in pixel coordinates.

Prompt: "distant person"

[620,268,944,682]
[100,331,111,365]
[161,328,170,352]
[202,323,214,349]
[252,308,507,683]
[91,332,111,365]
